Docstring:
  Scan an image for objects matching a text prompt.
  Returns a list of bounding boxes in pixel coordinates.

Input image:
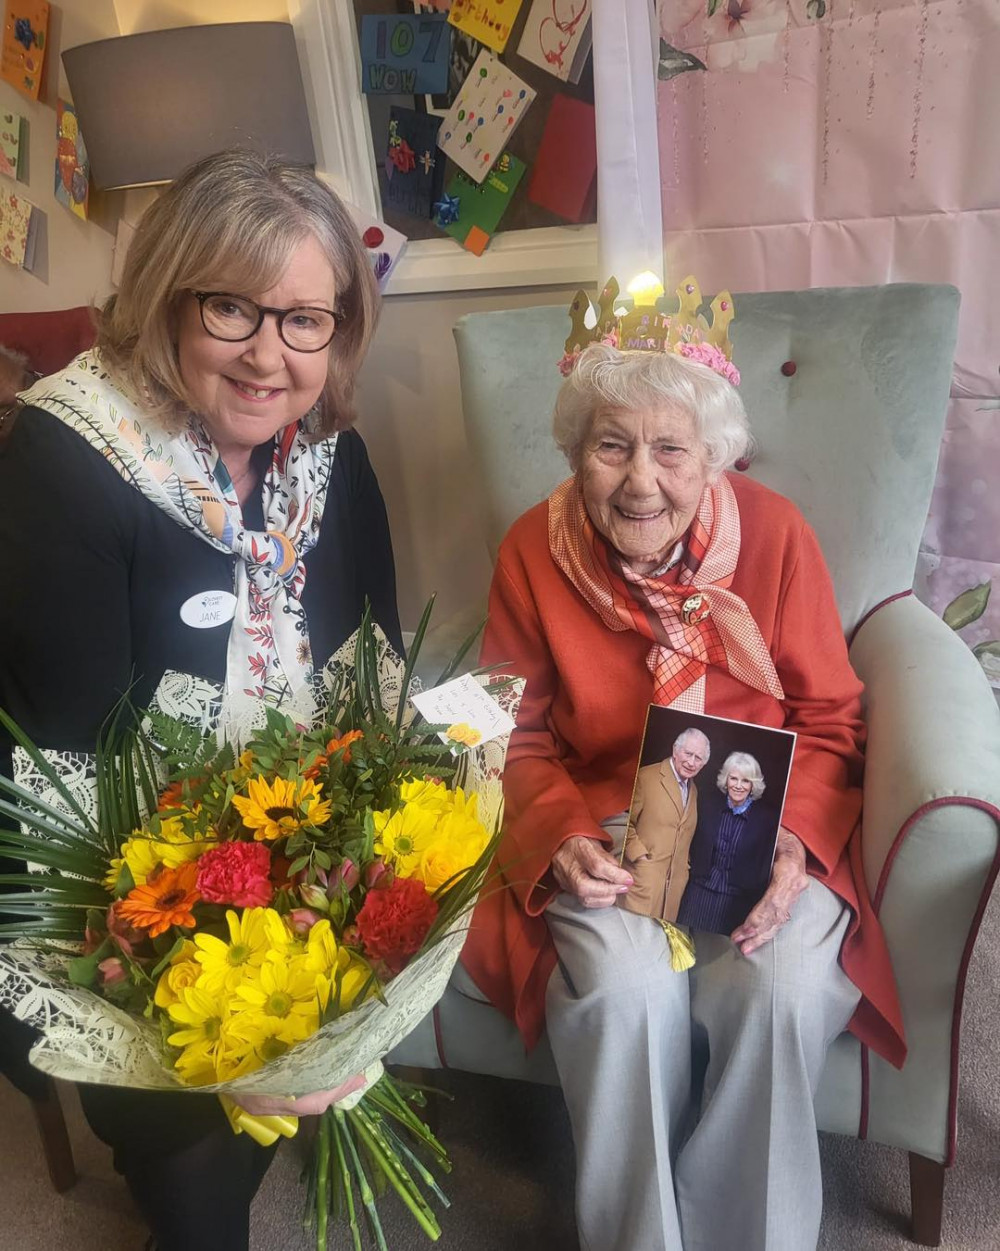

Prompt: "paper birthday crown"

[558,273,740,387]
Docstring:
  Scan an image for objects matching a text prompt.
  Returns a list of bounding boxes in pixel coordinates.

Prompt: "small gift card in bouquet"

[621,705,796,938]
[0,603,521,1249]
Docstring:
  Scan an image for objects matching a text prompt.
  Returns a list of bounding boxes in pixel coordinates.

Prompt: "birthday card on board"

[359,11,450,95]
[437,151,526,255]
[54,99,90,220]
[1,0,48,101]
[516,0,592,84]
[448,0,524,55]
[437,50,536,184]
[0,109,26,180]
[1,187,38,269]
[384,106,444,219]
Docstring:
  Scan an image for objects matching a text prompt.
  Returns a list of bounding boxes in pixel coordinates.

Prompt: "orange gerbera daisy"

[118,861,201,938]
[304,730,364,779]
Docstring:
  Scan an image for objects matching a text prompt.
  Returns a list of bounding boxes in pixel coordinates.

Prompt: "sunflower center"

[266,991,292,1018]
[266,806,298,822]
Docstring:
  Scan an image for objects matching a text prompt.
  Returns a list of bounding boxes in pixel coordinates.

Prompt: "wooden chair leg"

[908,1151,945,1247]
[29,1076,77,1193]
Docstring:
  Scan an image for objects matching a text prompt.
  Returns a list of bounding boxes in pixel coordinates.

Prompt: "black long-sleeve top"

[0,407,402,759]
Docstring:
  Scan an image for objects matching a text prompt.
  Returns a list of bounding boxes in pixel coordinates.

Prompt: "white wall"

[0,1,121,312]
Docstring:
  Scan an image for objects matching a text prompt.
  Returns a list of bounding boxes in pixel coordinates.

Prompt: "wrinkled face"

[726,771,754,805]
[176,234,336,457]
[672,735,710,780]
[579,404,713,574]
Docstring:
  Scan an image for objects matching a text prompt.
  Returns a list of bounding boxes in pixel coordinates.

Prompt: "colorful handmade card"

[1,187,38,269]
[0,109,25,180]
[54,100,89,221]
[359,11,450,95]
[438,50,536,184]
[384,106,444,220]
[415,2,478,114]
[448,0,524,55]
[436,151,526,256]
[343,200,407,294]
[516,0,592,84]
[621,706,795,935]
[1,0,48,101]
[527,94,596,222]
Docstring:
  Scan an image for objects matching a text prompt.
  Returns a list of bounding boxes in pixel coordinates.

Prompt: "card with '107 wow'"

[437,49,536,184]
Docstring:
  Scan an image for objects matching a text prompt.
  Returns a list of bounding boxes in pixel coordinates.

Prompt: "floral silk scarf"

[20,350,335,728]
[547,474,784,712]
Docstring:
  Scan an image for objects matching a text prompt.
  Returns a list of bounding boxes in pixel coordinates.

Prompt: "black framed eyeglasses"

[191,291,340,353]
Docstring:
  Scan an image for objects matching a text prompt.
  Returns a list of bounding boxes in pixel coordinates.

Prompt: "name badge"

[180,590,237,630]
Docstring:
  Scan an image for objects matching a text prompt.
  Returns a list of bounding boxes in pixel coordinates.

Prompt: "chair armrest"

[848,594,1000,1162]
[849,593,1000,898]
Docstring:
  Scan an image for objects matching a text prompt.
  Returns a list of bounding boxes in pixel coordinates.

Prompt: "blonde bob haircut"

[97,149,379,437]
[552,342,753,474]
[716,751,766,801]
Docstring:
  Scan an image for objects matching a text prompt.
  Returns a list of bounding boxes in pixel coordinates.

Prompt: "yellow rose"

[154,941,201,1009]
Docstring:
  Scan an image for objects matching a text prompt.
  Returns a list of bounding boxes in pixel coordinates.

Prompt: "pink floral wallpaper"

[656,0,1000,691]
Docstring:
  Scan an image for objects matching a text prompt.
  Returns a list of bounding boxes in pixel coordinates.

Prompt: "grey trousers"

[544,828,860,1251]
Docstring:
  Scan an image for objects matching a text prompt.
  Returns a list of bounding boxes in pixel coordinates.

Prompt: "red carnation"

[196,841,273,908]
[355,877,437,975]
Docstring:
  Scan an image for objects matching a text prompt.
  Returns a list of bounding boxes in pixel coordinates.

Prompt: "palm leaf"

[0,706,98,834]
[395,595,436,732]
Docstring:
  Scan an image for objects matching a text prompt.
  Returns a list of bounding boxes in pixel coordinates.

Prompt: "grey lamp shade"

[62,23,316,190]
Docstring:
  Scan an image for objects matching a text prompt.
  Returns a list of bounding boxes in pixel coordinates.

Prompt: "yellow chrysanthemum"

[373,801,439,876]
[154,940,200,1010]
[194,907,290,994]
[230,953,324,1047]
[167,987,253,1085]
[231,775,333,841]
[104,856,125,892]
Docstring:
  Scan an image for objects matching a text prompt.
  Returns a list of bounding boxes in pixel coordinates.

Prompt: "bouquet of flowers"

[0,608,520,1249]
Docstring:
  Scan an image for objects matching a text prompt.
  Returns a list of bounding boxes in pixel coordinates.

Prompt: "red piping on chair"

[848,589,913,648]
[432,1004,450,1069]
[859,797,1000,1164]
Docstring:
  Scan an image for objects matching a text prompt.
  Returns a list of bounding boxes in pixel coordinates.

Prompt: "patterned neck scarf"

[547,474,784,712]
[20,350,336,728]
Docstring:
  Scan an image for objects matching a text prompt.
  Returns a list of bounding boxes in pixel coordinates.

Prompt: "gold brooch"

[681,593,711,626]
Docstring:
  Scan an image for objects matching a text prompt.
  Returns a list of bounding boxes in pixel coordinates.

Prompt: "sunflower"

[117,862,200,938]
[231,775,333,841]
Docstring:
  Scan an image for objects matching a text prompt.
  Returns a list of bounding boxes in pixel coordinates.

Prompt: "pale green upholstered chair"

[391,285,1000,1246]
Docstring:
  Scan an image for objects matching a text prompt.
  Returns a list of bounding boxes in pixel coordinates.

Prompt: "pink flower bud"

[299,883,330,912]
[336,859,360,892]
[364,860,388,889]
[288,907,322,935]
[98,957,127,987]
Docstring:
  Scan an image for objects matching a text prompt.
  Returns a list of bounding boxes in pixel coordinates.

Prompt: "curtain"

[651,0,1000,693]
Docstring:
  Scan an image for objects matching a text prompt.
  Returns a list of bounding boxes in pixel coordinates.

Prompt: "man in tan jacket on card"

[621,727,711,922]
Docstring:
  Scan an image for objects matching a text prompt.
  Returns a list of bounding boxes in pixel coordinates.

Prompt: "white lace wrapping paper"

[0,628,521,1096]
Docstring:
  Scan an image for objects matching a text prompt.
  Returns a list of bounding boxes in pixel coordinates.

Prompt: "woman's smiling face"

[176,234,336,458]
[579,403,713,574]
[726,771,754,805]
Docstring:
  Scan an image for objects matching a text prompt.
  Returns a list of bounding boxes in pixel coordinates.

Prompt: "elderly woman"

[677,751,778,935]
[464,335,904,1251]
[0,151,397,1251]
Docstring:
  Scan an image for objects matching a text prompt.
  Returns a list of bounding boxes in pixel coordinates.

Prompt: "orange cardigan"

[464,472,905,1068]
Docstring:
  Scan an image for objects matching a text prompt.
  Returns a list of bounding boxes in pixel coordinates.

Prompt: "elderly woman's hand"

[232,1074,367,1118]
[552,835,634,909]
[730,829,809,956]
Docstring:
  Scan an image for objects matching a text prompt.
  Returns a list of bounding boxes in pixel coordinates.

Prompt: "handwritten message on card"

[360,12,450,95]
[411,673,516,751]
[438,50,535,184]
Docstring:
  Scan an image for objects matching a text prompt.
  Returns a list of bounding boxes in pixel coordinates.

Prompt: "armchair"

[391,284,1000,1246]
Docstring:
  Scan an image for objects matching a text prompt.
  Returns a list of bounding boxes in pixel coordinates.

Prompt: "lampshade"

[62,23,316,190]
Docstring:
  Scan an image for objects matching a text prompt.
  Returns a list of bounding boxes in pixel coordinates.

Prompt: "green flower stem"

[332,1111,363,1251]
[316,1111,330,1251]
[349,1104,441,1241]
[303,1126,318,1231]
[381,1121,451,1210]
[369,1083,450,1169]
[338,1109,389,1251]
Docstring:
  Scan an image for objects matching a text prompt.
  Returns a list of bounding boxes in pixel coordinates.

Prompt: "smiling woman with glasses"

[0,149,399,1251]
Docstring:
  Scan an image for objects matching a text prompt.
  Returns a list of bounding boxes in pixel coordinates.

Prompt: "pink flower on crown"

[557,350,580,377]
[676,341,741,387]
